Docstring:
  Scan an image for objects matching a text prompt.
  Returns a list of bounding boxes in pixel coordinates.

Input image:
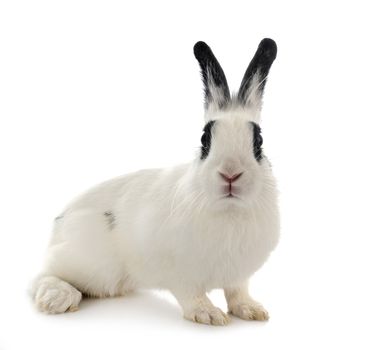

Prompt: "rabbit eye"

[201,133,208,147]
[251,122,264,162]
[200,120,216,160]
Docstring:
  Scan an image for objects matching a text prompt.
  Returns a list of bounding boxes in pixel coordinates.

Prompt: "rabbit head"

[191,39,277,209]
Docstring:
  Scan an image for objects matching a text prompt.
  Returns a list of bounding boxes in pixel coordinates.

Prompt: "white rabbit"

[31,38,280,325]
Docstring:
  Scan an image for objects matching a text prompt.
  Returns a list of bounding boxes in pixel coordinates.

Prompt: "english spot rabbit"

[32,38,280,325]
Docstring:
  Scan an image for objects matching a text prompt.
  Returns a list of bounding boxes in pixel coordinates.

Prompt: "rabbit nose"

[219,172,243,183]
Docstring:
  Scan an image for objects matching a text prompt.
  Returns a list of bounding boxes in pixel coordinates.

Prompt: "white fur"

[31,104,279,325]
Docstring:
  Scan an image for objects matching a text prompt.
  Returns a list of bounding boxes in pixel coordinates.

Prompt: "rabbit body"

[41,160,278,298]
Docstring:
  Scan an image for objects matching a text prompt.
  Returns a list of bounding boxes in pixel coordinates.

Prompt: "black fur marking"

[104,211,116,230]
[200,120,216,160]
[250,122,264,162]
[194,41,230,109]
[54,215,64,221]
[238,38,277,105]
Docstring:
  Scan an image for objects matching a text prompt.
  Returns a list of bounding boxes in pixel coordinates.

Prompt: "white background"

[1,0,364,349]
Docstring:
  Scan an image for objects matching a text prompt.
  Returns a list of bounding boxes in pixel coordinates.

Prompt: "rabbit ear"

[194,41,230,110]
[238,38,277,110]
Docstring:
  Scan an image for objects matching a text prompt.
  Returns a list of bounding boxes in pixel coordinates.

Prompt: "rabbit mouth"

[222,185,241,198]
[219,193,242,204]
[221,192,241,200]
[225,193,237,199]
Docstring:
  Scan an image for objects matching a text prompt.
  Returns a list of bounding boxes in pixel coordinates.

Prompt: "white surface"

[1,0,364,349]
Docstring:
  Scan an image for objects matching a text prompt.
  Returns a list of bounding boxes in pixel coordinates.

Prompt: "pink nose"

[219,172,243,183]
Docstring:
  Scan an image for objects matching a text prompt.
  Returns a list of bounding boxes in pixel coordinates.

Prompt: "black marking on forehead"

[250,122,264,162]
[104,211,116,230]
[200,120,216,160]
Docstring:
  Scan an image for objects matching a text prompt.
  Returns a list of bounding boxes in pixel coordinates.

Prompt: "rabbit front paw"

[184,305,230,326]
[229,301,269,321]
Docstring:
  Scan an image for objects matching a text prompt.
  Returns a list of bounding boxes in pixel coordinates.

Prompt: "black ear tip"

[259,38,277,59]
[193,41,212,59]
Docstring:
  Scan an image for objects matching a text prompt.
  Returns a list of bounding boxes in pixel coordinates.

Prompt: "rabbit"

[31,38,280,326]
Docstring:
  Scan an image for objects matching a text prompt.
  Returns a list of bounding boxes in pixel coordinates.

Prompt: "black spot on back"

[200,120,216,160]
[104,211,116,230]
[250,122,264,162]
